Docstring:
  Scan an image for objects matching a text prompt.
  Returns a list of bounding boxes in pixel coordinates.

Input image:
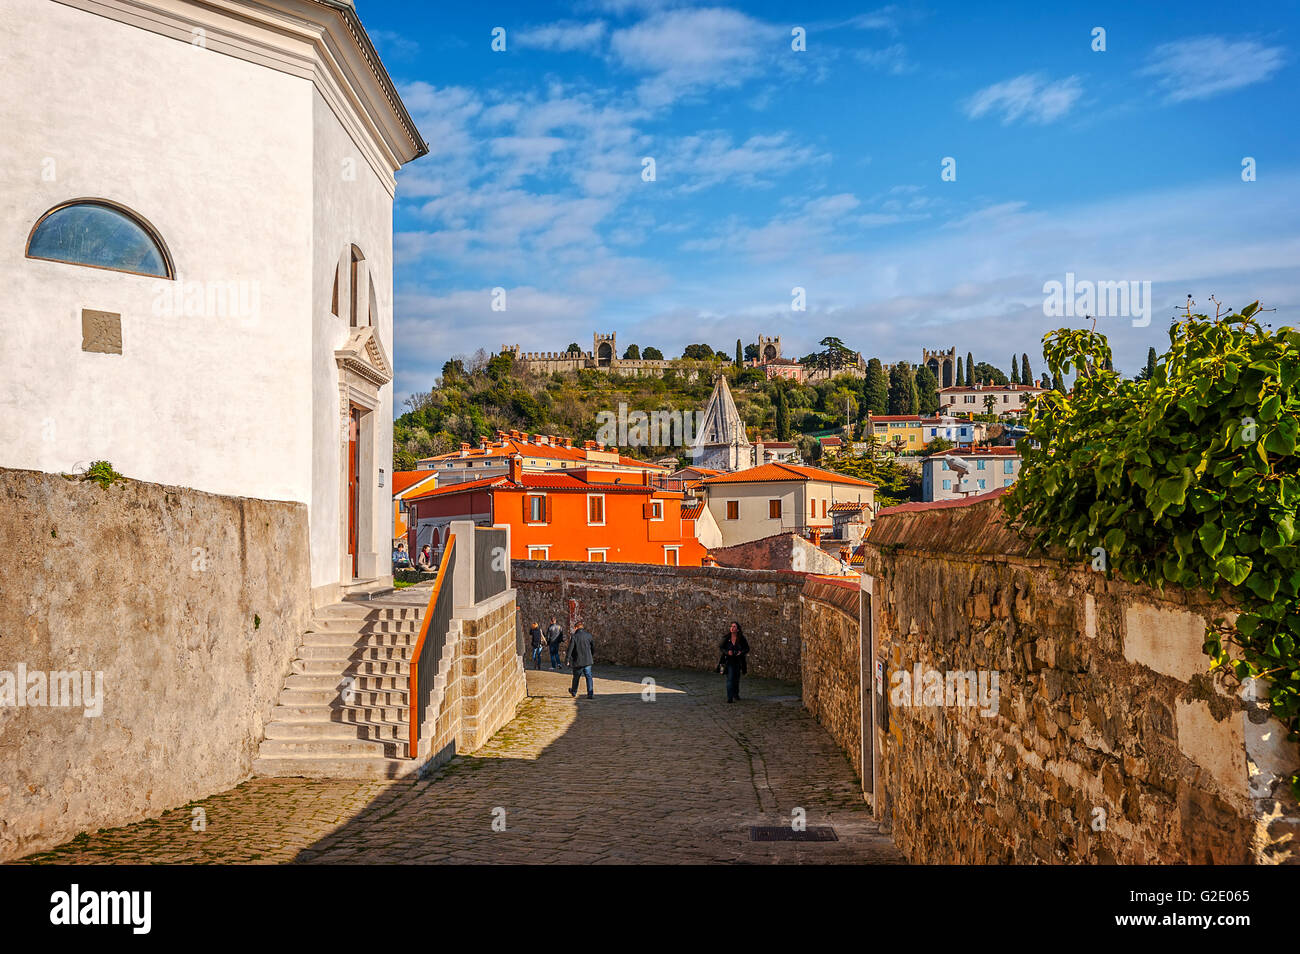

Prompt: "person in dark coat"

[717,622,750,703]
[528,622,544,670]
[545,617,564,671]
[566,626,596,699]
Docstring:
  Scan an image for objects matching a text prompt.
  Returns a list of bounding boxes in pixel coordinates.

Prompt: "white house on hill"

[0,0,426,605]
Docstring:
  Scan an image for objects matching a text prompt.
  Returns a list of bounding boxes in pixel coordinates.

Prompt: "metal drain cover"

[750,826,838,842]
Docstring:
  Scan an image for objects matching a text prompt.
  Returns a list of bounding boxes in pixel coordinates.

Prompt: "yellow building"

[868,415,926,451]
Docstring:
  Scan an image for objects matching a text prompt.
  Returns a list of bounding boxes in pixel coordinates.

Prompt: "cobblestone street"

[22,667,901,864]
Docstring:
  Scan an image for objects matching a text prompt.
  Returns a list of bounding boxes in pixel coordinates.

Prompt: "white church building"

[0,0,426,606]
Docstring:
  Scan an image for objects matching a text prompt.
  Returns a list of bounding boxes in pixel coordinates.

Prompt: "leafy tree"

[566,342,581,353]
[915,364,940,415]
[829,453,921,506]
[863,358,889,415]
[972,362,1009,386]
[442,358,465,381]
[1005,300,1300,797]
[744,343,760,362]
[965,351,975,386]
[983,394,998,416]
[642,346,664,360]
[922,437,955,456]
[1135,346,1159,382]
[623,344,640,360]
[682,344,714,360]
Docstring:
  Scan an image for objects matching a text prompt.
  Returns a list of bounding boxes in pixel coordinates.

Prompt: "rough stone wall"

[512,562,804,681]
[799,577,863,781]
[863,496,1299,865]
[0,467,310,861]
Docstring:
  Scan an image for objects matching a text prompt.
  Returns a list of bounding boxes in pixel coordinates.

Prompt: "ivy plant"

[1003,300,1300,797]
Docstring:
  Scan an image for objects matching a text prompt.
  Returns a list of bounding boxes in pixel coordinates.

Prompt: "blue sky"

[361,0,1300,401]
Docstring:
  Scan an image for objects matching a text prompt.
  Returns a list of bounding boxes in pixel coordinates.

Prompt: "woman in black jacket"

[717,622,750,703]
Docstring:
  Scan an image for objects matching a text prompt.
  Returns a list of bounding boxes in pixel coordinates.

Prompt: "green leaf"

[1215,554,1253,587]
[1197,521,1226,558]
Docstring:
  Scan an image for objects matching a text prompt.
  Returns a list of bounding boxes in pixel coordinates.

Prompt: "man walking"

[566,625,595,699]
[545,617,564,671]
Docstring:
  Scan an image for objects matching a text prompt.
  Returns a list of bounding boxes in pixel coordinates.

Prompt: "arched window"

[26,199,172,278]
[349,245,365,327]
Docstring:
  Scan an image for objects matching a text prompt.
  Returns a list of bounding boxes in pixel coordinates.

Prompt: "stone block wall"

[457,590,527,750]
[0,467,310,861]
[862,496,1299,864]
[416,589,525,766]
[512,562,805,681]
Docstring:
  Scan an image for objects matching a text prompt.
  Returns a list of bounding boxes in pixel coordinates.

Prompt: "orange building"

[391,470,438,541]
[404,455,706,565]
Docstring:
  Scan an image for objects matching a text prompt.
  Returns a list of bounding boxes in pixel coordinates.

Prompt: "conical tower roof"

[694,375,748,449]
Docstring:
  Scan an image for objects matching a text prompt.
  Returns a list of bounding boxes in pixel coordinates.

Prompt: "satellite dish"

[942,454,970,474]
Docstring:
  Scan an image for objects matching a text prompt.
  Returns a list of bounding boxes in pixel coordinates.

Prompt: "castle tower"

[757,334,782,364]
[692,375,752,472]
[922,347,957,388]
[593,332,617,368]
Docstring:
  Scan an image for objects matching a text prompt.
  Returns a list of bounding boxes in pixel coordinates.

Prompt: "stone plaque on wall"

[81,310,122,355]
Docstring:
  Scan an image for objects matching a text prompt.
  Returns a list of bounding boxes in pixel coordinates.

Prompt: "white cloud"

[963,73,1083,125]
[515,21,608,52]
[856,43,914,75]
[1139,36,1286,103]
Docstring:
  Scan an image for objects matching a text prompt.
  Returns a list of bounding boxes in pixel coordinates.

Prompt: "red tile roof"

[924,446,1020,459]
[869,415,924,422]
[417,436,668,471]
[937,383,1045,393]
[391,471,437,496]
[680,501,704,519]
[700,462,876,487]
[406,471,658,502]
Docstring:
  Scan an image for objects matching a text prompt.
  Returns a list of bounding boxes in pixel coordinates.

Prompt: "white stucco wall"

[0,0,403,597]
[705,480,873,547]
[0,0,314,504]
[310,90,396,591]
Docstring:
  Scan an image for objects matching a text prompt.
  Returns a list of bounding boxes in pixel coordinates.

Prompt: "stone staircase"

[252,592,434,780]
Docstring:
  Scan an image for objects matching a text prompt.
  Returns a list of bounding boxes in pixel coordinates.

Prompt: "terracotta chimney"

[810,528,822,547]
[508,454,523,483]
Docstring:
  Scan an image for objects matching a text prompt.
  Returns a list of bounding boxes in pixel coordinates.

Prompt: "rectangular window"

[726,500,739,520]
[1003,478,1013,487]
[1003,460,1014,474]
[942,479,952,490]
[976,460,986,470]
[527,546,549,560]
[588,494,605,525]
[587,549,607,562]
[769,499,782,520]
[978,479,986,489]
[650,500,663,520]
[810,499,815,517]
[822,500,828,518]
[528,495,544,522]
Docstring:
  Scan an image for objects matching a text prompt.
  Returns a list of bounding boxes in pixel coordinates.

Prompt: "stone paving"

[20,666,902,864]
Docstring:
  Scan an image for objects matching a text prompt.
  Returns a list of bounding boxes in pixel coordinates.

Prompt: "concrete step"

[297,644,415,663]
[251,756,425,780]
[263,720,407,743]
[300,632,419,649]
[308,617,421,635]
[257,737,404,759]
[270,703,410,724]
[277,687,409,707]
[284,673,408,692]
[316,603,422,621]
[291,658,410,677]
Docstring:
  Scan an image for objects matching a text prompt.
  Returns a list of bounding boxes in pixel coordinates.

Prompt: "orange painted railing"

[409,534,457,759]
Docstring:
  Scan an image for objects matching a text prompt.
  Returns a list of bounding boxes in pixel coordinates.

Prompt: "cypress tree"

[775,386,790,440]
[965,351,974,386]
[864,358,889,414]
[1145,346,1157,380]
[1021,352,1032,385]
[1011,355,1019,383]
[914,364,940,415]
[955,356,963,388]
[736,338,743,367]
[887,363,909,415]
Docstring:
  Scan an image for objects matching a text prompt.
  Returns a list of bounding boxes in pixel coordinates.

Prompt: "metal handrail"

[408,534,457,759]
